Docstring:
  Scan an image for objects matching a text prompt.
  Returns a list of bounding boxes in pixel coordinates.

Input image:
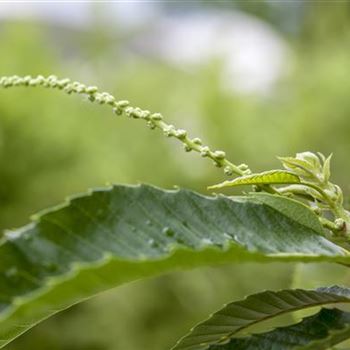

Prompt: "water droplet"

[176,237,185,245]
[148,238,159,249]
[162,227,175,237]
[145,220,152,226]
[131,226,137,232]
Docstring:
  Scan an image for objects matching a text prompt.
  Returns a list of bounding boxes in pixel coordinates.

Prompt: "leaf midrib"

[218,297,350,344]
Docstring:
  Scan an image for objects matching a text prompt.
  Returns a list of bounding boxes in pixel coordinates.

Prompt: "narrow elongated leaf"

[0,185,348,348]
[208,170,300,190]
[209,308,350,350]
[172,286,350,350]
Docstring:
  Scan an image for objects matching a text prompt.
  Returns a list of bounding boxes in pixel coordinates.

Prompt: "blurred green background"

[1,2,350,349]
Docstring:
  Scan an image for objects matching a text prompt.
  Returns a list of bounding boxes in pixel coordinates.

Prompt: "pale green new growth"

[210,152,350,239]
[278,152,350,236]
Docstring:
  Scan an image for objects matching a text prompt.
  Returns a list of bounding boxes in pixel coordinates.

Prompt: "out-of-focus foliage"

[1,2,350,349]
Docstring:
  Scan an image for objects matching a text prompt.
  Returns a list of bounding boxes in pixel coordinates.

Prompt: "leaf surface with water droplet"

[0,185,348,348]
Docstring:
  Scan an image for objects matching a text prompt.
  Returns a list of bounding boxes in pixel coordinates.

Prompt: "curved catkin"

[0,74,249,178]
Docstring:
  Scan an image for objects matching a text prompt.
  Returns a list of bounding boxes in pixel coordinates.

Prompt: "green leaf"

[208,308,350,350]
[323,154,333,183]
[278,156,318,179]
[0,185,348,348]
[172,286,350,350]
[208,170,300,190]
